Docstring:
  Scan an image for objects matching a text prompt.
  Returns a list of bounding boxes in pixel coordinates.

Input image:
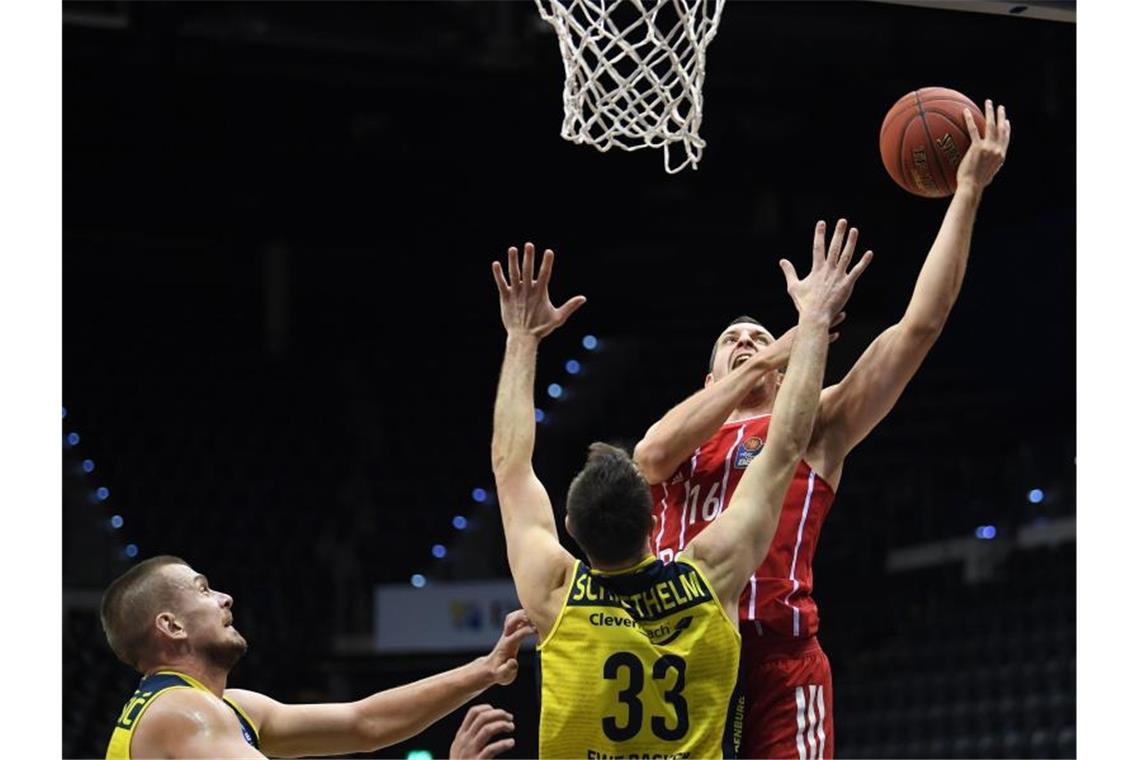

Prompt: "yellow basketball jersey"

[538,555,744,759]
[105,670,260,760]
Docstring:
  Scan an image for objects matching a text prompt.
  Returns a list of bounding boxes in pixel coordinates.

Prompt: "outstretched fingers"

[522,242,536,283]
[536,248,555,289]
[998,104,1012,153]
[827,219,848,265]
[491,261,510,299]
[812,221,827,270]
[507,246,521,287]
[555,295,588,325]
[838,226,858,272]
[845,250,874,285]
[779,258,799,291]
[964,107,981,144]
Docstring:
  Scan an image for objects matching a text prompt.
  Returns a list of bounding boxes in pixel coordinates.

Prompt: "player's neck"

[589,545,655,573]
[728,393,773,422]
[145,659,229,698]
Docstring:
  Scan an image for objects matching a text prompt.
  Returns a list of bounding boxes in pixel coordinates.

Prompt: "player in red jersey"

[633,100,1011,759]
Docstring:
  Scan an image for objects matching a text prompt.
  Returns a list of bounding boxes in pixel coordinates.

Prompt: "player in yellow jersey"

[100,555,531,758]
[488,229,871,758]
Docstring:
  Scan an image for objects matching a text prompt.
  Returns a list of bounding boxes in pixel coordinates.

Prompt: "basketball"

[879,87,984,197]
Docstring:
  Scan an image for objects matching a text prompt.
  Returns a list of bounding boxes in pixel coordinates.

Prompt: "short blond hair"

[99,555,187,669]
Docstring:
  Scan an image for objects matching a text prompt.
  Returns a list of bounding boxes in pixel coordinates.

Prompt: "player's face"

[707,324,777,384]
[165,564,248,669]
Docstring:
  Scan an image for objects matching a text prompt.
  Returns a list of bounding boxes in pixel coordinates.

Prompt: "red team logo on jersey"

[652,415,835,636]
[733,436,765,468]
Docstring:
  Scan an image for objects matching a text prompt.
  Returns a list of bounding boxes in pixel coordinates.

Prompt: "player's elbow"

[490,449,508,477]
[766,428,809,467]
[354,708,401,752]
[632,438,669,485]
[900,314,946,346]
[490,440,522,480]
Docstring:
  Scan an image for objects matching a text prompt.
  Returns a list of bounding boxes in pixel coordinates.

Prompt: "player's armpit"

[132,689,266,759]
[813,321,935,477]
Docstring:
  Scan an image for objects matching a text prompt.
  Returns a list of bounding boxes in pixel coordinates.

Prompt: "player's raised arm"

[811,99,1011,485]
[633,311,844,486]
[685,221,872,615]
[489,243,585,634]
[224,611,535,758]
[633,325,795,484]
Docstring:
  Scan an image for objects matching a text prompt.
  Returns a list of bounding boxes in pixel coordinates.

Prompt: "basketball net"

[535,0,726,174]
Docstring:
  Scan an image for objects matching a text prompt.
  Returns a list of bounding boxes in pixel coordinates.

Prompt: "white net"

[535,0,726,174]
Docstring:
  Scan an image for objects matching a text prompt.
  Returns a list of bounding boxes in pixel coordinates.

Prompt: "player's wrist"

[471,655,497,688]
[742,350,775,373]
[505,331,541,348]
[953,178,985,202]
[795,310,832,331]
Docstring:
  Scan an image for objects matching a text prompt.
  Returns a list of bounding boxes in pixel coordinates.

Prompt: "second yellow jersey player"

[538,555,743,759]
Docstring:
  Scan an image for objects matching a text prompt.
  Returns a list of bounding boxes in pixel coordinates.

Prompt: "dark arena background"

[62,1,1075,758]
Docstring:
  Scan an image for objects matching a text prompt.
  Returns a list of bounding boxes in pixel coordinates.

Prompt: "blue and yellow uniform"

[538,556,744,758]
[105,670,260,760]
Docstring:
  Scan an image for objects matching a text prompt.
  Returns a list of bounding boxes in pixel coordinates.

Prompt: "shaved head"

[100,555,188,669]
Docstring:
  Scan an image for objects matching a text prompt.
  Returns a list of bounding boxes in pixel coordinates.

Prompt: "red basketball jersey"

[651,414,836,638]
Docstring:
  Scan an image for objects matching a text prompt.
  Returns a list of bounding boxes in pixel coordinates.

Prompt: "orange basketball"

[879,87,984,198]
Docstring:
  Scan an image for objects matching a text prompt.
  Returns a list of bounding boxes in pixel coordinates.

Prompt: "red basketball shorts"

[740,627,834,759]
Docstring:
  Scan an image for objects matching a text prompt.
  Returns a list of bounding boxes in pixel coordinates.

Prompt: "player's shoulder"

[144,685,232,725]
[131,686,233,749]
[224,688,276,719]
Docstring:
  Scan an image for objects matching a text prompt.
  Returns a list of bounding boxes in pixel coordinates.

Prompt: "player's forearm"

[901,183,982,336]
[634,350,780,483]
[710,314,829,586]
[491,333,540,477]
[765,312,830,462]
[353,659,495,750]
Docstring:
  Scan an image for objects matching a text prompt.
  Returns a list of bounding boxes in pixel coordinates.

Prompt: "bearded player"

[633,100,1010,759]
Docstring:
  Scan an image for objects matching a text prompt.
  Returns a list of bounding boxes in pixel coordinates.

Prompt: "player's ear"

[704,372,715,388]
[155,612,187,641]
[563,514,574,540]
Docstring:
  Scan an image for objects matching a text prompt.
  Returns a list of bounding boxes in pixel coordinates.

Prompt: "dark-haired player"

[488,229,869,757]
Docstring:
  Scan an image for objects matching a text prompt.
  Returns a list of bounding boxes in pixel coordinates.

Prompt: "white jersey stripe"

[794,687,808,760]
[748,573,758,620]
[783,470,816,637]
[655,483,668,556]
[815,681,827,758]
[716,425,745,518]
[805,684,819,759]
[724,412,773,425]
[677,448,700,551]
